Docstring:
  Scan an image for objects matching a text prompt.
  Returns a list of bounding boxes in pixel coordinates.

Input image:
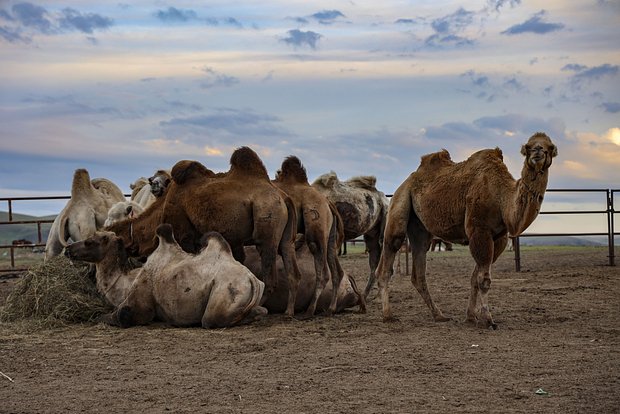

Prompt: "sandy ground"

[0,246,618,414]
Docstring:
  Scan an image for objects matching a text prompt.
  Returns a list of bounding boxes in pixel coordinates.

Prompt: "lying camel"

[243,243,365,314]
[273,156,347,317]
[312,172,389,297]
[162,147,301,316]
[372,132,558,328]
[107,224,267,328]
[64,231,140,307]
[45,169,126,261]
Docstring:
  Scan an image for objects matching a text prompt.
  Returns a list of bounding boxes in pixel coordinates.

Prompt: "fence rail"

[1,189,618,274]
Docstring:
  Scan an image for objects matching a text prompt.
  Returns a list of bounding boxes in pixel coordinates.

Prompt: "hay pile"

[0,256,112,327]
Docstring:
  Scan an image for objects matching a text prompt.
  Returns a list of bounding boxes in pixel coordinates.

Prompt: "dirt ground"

[0,246,618,414]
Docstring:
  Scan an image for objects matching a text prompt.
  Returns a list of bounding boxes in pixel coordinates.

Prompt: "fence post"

[513,236,521,272]
[608,189,615,266]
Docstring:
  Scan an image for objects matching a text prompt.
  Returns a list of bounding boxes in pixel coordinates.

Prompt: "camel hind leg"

[465,229,498,329]
[300,228,330,318]
[407,220,449,322]
[362,225,382,298]
[375,185,412,321]
[202,277,266,328]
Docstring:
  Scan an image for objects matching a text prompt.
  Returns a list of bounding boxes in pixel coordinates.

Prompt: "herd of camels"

[52,132,557,330]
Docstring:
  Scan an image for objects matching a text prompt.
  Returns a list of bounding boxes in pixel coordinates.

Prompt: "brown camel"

[311,172,389,297]
[273,156,350,317]
[161,147,301,316]
[373,132,557,328]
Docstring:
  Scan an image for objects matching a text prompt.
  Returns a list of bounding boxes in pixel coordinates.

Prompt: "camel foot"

[465,316,498,330]
[295,312,315,321]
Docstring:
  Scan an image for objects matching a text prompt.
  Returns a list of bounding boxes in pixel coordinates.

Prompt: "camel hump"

[279,156,308,183]
[419,149,454,169]
[229,146,269,179]
[71,168,93,198]
[156,223,175,244]
[171,160,214,185]
[346,175,377,190]
[199,231,233,255]
[312,171,339,188]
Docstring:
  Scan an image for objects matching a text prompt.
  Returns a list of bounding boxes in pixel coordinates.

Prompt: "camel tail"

[328,200,345,250]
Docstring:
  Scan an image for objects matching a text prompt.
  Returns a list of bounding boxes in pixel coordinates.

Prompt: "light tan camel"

[106,224,267,328]
[373,132,557,329]
[312,172,389,297]
[273,156,350,317]
[65,231,140,307]
[45,169,125,261]
[130,169,172,208]
[104,201,144,227]
[162,147,301,316]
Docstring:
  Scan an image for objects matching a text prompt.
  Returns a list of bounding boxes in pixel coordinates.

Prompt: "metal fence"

[1,189,618,274]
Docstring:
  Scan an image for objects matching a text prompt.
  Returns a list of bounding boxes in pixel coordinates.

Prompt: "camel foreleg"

[466,230,497,329]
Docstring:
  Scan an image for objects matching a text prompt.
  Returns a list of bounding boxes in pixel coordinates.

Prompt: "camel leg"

[362,228,382,298]
[407,223,450,322]
[376,186,412,321]
[466,230,497,329]
[301,238,329,319]
[279,236,302,317]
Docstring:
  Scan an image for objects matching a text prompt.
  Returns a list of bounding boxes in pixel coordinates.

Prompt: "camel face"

[148,170,171,197]
[521,132,557,172]
[65,231,118,264]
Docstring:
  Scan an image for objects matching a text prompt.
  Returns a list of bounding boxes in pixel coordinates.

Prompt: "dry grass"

[0,255,111,329]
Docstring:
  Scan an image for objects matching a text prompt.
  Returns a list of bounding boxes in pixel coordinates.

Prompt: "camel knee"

[117,306,134,328]
[479,277,491,294]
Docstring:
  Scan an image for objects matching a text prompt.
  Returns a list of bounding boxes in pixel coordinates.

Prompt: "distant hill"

[519,236,608,247]
[0,211,56,245]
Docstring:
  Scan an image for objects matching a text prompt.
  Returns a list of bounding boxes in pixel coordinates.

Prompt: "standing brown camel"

[373,132,557,329]
[161,147,301,316]
[273,156,350,317]
[311,172,389,297]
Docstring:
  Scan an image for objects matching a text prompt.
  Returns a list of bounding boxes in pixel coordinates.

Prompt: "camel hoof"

[489,322,498,330]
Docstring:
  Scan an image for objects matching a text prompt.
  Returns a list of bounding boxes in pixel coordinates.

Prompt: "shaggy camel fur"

[273,156,349,317]
[162,147,301,316]
[106,224,267,329]
[244,243,365,314]
[64,231,140,307]
[312,172,389,296]
[45,169,125,261]
[104,201,144,227]
[373,132,557,328]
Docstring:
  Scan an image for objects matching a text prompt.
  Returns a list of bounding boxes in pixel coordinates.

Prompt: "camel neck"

[506,166,549,236]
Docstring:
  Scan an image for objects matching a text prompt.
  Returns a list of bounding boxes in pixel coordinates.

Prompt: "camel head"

[64,231,126,264]
[520,132,558,174]
[148,169,171,197]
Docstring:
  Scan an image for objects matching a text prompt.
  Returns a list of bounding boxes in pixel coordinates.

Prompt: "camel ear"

[125,205,133,215]
[520,144,528,157]
[549,144,558,158]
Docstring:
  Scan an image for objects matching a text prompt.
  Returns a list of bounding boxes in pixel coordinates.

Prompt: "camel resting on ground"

[65,231,140,307]
[104,201,145,227]
[45,169,126,261]
[244,242,365,314]
[273,156,350,317]
[312,172,389,297]
[372,132,557,329]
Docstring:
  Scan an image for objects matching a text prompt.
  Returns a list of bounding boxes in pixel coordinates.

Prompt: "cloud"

[601,102,620,113]
[200,67,240,89]
[155,7,198,23]
[461,70,490,88]
[487,0,522,12]
[281,29,322,49]
[59,8,113,34]
[501,10,564,35]
[502,76,526,92]
[573,64,619,81]
[309,10,345,25]
[395,18,416,24]
[425,8,476,48]
[561,63,588,72]
[0,2,113,42]
[160,107,293,139]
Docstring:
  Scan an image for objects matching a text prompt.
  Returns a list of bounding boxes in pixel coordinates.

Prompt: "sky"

[0,0,619,234]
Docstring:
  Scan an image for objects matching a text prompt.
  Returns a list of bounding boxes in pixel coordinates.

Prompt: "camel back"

[229,146,269,179]
[345,175,377,191]
[278,156,308,183]
[312,171,339,189]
